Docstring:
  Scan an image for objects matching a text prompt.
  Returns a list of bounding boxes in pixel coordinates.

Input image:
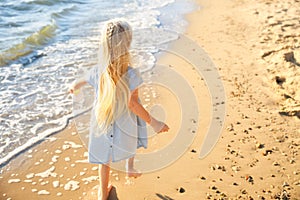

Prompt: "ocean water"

[0,0,195,166]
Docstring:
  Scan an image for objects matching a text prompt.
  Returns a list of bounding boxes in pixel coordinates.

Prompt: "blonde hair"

[95,19,132,132]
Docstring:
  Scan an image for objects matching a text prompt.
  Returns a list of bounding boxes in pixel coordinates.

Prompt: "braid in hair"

[107,22,115,62]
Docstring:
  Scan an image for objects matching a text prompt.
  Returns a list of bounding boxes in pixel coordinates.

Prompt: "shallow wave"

[51,5,78,19]
[0,22,57,66]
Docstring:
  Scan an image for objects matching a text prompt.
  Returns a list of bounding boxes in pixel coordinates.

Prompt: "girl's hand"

[68,83,76,94]
[68,81,82,94]
[150,117,169,133]
[68,80,87,94]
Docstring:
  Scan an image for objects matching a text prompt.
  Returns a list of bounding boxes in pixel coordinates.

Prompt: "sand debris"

[37,190,50,195]
[26,173,34,179]
[79,171,86,176]
[75,159,88,163]
[64,180,80,191]
[55,149,62,154]
[8,179,21,183]
[52,180,60,188]
[35,166,56,178]
[64,157,71,162]
[82,175,98,184]
[57,192,63,196]
[64,141,83,149]
[51,155,59,163]
[62,144,70,150]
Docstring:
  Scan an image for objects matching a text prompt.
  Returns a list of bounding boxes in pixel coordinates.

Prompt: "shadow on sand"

[108,186,119,200]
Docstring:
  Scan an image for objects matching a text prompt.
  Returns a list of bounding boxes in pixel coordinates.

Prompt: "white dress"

[86,66,147,164]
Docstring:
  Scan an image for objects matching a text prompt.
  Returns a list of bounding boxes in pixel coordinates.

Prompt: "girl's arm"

[68,78,87,94]
[128,89,169,133]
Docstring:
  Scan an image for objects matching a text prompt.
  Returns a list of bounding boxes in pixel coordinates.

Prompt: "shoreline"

[1,0,299,199]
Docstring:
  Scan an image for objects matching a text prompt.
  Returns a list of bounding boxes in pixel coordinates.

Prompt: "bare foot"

[127,169,142,178]
[98,183,113,200]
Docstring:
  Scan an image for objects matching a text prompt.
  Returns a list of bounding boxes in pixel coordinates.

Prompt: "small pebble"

[282,182,289,187]
[211,186,217,190]
[177,187,185,193]
[227,124,234,131]
[241,189,247,194]
[262,149,272,156]
[245,175,254,184]
[272,146,279,151]
[190,149,197,153]
[231,166,240,172]
[293,181,300,186]
[256,143,264,149]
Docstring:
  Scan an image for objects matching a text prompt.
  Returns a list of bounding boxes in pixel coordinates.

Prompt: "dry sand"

[1,0,299,199]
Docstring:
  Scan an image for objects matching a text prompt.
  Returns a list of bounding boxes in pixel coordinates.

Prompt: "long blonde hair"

[95,19,132,131]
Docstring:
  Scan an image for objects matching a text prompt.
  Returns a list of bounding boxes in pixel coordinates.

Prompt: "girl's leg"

[98,163,112,200]
[126,157,142,178]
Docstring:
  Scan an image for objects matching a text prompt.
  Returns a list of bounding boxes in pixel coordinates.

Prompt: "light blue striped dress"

[86,66,148,164]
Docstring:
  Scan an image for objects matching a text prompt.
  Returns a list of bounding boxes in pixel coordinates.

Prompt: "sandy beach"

[1,0,299,199]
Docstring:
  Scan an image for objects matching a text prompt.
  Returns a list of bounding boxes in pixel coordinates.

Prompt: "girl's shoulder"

[127,66,141,77]
[127,66,143,91]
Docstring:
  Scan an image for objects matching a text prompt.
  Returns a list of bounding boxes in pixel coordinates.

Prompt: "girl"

[69,19,169,200]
